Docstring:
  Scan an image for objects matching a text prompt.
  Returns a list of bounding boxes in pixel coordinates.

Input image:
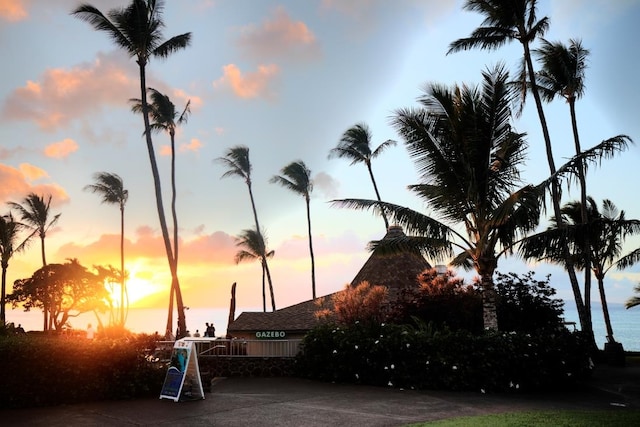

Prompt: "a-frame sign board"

[159,339,205,401]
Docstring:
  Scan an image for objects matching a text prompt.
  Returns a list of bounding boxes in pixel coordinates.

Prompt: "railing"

[155,338,303,358]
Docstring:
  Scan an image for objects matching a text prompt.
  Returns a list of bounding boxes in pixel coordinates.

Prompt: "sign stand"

[160,339,205,401]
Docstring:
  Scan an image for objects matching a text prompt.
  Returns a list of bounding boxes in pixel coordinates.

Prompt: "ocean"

[5,301,639,351]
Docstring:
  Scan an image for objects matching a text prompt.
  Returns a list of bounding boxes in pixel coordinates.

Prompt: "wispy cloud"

[1,51,137,131]
[213,63,279,99]
[0,163,69,205]
[44,138,78,159]
[0,0,28,22]
[236,6,321,62]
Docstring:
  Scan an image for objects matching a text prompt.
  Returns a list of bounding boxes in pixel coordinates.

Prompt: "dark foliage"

[295,321,592,393]
[0,334,166,409]
[494,270,565,332]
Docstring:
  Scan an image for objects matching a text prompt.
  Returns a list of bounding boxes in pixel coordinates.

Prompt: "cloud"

[44,138,78,159]
[19,163,48,180]
[179,138,203,153]
[236,6,321,62]
[313,171,340,199]
[0,0,28,21]
[172,88,203,112]
[0,146,27,160]
[213,63,279,99]
[0,163,69,205]
[1,51,138,131]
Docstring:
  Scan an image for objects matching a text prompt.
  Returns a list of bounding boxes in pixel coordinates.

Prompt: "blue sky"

[1,0,639,324]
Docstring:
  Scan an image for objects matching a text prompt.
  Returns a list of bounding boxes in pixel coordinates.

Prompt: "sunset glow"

[1,1,639,336]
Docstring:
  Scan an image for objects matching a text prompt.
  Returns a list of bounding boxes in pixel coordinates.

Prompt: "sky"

[1,0,640,331]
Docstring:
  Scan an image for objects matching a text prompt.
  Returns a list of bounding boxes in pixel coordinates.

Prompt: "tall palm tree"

[73,0,191,338]
[216,146,276,310]
[534,38,594,315]
[132,88,190,337]
[84,172,129,326]
[8,193,61,330]
[329,122,396,232]
[234,228,276,312]
[520,198,640,344]
[333,66,541,330]
[0,213,33,324]
[447,0,590,342]
[270,160,316,299]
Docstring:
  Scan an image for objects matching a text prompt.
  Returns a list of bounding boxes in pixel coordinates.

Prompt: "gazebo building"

[227,225,432,344]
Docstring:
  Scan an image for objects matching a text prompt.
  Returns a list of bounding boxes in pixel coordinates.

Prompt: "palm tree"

[8,193,61,330]
[234,228,276,312]
[270,160,316,299]
[521,198,640,344]
[448,0,590,342]
[0,213,33,324]
[626,285,640,309]
[216,146,276,310]
[73,0,191,338]
[84,172,129,326]
[534,38,594,315]
[131,88,190,337]
[333,66,541,330]
[329,122,396,232]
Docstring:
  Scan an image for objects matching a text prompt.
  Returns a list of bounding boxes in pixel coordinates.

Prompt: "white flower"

[481,389,486,394]
[388,381,393,387]
[452,365,457,370]
[406,343,410,348]
[333,350,337,354]
[355,373,359,379]
[375,340,379,345]
[354,345,359,350]
[384,366,389,370]
[509,381,514,388]
[391,364,395,369]
[426,361,430,365]
[381,323,385,326]
[516,384,520,389]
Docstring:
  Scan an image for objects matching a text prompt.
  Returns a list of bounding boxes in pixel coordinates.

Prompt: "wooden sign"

[159,340,205,401]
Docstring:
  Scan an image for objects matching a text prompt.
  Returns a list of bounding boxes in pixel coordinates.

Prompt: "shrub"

[295,320,592,393]
[494,271,565,333]
[0,333,166,409]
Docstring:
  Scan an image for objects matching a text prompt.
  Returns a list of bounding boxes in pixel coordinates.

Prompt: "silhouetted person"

[86,323,95,340]
[15,324,26,334]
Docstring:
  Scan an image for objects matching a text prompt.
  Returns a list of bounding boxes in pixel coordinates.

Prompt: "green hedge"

[0,334,166,409]
[295,321,592,392]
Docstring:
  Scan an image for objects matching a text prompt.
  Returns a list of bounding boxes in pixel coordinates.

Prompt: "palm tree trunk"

[366,163,389,231]
[263,257,276,311]
[138,63,187,338]
[261,265,266,312]
[522,43,593,346]
[165,132,180,338]
[40,234,48,330]
[1,265,6,324]
[306,196,316,299]
[597,274,616,343]
[120,206,126,326]
[569,99,592,326]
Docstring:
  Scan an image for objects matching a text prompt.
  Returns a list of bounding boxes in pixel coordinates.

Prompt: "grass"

[408,410,640,426]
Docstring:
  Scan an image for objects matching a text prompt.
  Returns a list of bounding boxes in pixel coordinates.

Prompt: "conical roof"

[350,225,431,297]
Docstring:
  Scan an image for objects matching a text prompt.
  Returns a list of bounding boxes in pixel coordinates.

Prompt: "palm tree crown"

[84,172,129,326]
[270,161,317,299]
[334,65,541,330]
[8,193,60,267]
[329,122,396,231]
[0,213,32,324]
[234,228,276,312]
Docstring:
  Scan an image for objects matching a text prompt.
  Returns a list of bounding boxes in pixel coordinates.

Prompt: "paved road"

[2,371,639,427]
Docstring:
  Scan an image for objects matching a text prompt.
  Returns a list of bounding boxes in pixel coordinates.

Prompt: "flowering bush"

[295,321,592,392]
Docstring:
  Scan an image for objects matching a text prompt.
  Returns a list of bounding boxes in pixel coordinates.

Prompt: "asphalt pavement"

[2,363,639,426]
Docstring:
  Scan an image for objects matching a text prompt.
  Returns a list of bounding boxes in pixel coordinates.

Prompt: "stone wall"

[198,356,296,389]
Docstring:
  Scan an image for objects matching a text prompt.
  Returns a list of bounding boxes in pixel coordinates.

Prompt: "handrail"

[155,338,303,358]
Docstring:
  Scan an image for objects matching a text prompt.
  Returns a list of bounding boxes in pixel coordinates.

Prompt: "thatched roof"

[227,225,431,334]
[350,225,431,299]
[227,294,335,334]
